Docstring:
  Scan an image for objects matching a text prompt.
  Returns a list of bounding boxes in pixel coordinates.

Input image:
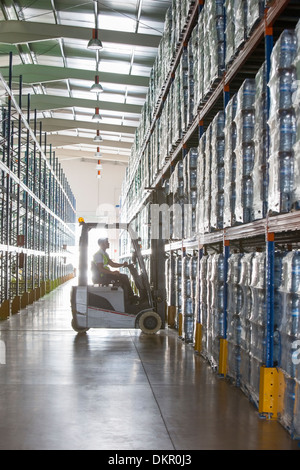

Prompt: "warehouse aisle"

[0,280,298,451]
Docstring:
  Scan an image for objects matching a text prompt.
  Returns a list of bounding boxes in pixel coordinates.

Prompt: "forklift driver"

[92,238,136,304]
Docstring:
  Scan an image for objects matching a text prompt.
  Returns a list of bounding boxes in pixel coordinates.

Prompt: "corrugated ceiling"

[0,0,172,165]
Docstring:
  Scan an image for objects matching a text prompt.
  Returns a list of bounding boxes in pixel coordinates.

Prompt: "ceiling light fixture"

[87,28,103,50]
[94,147,102,157]
[88,1,103,50]
[96,159,102,170]
[90,75,103,93]
[92,107,102,121]
[93,129,103,142]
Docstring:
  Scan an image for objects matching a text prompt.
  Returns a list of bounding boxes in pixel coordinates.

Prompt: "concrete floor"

[0,280,299,451]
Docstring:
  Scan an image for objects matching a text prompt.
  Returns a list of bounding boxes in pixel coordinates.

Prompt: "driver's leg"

[113,273,135,300]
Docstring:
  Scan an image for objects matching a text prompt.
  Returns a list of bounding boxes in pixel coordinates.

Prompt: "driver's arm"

[108,259,128,269]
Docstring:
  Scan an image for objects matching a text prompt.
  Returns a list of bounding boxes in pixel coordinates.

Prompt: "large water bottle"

[216,16,225,43]
[217,193,224,227]
[217,254,224,283]
[182,48,188,69]
[190,169,197,189]
[191,256,197,279]
[217,284,224,334]
[190,190,197,208]
[279,112,296,153]
[291,251,300,293]
[279,70,294,110]
[218,42,225,72]
[279,153,294,212]
[184,311,194,343]
[290,294,300,337]
[232,122,237,150]
[189,149,198,168]
[215,0,224,17]
[185,297,193,315]
[242,80,256,110]
[243,144,255,175]
[279,30,297,69]
[216,112,225,137]
[243,177,253,221]
[231,153,237,181]
[242,112,255,143]
[177,160,184,179]
[218,165,225,189]
[230,183,236,215]
[217,139,225,164]
[185,278,192,298]
[274,252,284,288]
[235,285,243,315]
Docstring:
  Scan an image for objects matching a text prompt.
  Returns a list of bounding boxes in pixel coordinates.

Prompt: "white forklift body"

[71,221,162,334]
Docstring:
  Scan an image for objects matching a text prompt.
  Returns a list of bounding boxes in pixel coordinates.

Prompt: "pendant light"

[93,129,103,142]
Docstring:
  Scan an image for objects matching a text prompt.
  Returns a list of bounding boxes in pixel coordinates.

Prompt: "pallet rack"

[0,54,76,319]
[120,0,300,438]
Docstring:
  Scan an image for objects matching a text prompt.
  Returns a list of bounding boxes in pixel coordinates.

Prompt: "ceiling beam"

[55,148,129,164]
[16,93,142,114]
[36,117,137,135]
[1,64,150,88]
[46,134,132,149]
[0,20,161,48]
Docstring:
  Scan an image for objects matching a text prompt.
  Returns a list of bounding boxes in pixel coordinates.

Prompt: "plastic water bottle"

[243,177,253,209]
[216,16,225,43]
[216,112,225,137]
[185,278,192,298]
[217,255,224,283]
[243,144,255,175]
[291,251,300,293]
[191,189,197,206]
[232,122,237,150]
[231,153,237,181]
[218,165,225,189]
[236,285,243,315]
[186,297,193,315]
[217,139,225,164]
[217,193,224,227]
[191,256,198,279]
[178,161,184,179]
[189,149,198,168]
[184,310,194,343]
[218,42,225,71]
[279,70,294,110]
[279,112,296,153]
[274,253,284,288]
[279,153,294,212]
[242,112,255,143]
[230,183,236,214]
[190,169,197,189]
[290,294,300,336]
[215,0,224,17]
[242,80,256,109]
[243,177,253,223]
[279,30,297,69]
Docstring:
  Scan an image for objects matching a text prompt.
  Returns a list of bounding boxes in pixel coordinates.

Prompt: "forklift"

[70,219,163,334]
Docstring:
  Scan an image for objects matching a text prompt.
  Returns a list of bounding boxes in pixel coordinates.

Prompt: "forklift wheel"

[71,319,89,334]
[138,311,162,334]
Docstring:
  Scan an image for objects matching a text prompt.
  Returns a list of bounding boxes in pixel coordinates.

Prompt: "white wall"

[60,158,127,223]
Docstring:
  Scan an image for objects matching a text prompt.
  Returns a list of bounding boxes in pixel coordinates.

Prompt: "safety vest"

[93,249,110,277]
